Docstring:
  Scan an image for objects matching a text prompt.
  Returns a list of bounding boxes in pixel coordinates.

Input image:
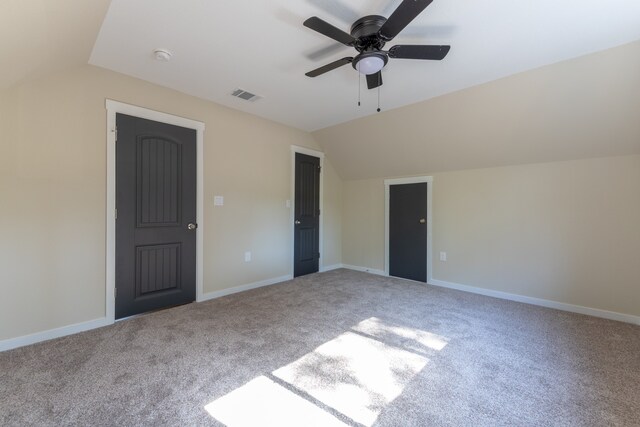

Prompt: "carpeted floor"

[1,269,639,426]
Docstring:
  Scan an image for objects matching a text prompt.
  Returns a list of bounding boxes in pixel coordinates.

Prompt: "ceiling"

[2,1,639,132]
[313,40,640,180]
[89,0,640,131]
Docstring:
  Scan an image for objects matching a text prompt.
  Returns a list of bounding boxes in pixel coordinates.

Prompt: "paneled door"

[293,152,320,277]
[389,182,428,282]
[115,113,197,319]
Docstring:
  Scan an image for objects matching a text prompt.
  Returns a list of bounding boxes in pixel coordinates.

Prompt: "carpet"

[1,269,639,426]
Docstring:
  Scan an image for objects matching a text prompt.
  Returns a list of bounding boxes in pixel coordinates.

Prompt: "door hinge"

[317,253,321,259]
[114,287,117,298]
[317,165,322,172]
[114,208,118,219]
[113,126,118,142]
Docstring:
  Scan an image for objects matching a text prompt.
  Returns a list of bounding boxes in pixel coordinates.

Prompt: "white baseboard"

[0,317,111,353]
[2,274,293,353]
[342,264,387,277]
[4,271,636,353]
[340,264,639,326]
[320,264,344,272]
[429,279,640,326]
[198,274,293,302]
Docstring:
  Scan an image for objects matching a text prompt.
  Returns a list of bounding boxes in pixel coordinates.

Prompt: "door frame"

[105,100,205,324]
[384,176,433,283]
[290,145,324,276]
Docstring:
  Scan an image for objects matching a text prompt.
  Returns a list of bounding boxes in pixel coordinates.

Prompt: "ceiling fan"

[303,0,450,90]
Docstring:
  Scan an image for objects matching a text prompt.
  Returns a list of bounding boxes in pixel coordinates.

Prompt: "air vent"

[231,88,261,102]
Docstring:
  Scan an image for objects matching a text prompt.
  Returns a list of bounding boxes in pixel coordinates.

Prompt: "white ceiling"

[86,0,639,131]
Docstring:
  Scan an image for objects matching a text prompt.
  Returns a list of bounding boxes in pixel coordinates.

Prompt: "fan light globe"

[356,56,385,75]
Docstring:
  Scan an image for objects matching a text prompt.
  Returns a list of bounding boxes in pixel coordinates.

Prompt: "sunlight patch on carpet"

[204,317,446,426]
[204,376,348,427]
[273,318,441,426]
[353,317,448,352]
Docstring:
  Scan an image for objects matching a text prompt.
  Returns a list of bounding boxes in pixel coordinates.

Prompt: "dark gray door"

[115,113,197,319]
[389,183,428,282]
[294,153,320,277]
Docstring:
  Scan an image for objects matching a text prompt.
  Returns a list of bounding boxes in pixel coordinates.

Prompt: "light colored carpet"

[1,269,639,426]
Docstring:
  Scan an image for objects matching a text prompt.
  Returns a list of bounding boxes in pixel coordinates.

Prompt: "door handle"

[295,220,301,225]
[187,223,197,230]
[419,218,426,224]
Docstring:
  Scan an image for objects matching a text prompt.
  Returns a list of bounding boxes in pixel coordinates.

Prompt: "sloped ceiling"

[89,0,640,131]
[312,41,640,180]
[0,0,111,90]
[2,1,639,180]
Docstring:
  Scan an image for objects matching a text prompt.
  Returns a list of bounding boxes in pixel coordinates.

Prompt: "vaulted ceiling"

[3,0,640,132]
[313,41,640,180]
[89,0,640,131]
[2,0,640,179]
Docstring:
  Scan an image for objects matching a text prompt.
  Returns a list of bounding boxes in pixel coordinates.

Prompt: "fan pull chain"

[377,86,381,112]
[358,73,361,106]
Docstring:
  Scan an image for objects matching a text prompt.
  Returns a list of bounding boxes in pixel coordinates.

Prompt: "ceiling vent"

[231,88,261,102]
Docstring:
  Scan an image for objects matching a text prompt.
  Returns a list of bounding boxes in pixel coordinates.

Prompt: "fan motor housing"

[350,15,387,51]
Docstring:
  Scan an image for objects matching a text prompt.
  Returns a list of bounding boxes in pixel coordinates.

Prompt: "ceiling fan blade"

[388,45,450,60]
[305,57,353,77]
[304,17,356,46]
[378,0,434,41]
[366,71,383,90]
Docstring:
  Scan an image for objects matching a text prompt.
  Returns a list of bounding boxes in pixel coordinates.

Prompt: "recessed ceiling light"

[153,48,172,62]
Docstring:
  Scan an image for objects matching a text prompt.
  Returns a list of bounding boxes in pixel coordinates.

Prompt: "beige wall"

[341,155,640,317]
[0,65,342,341]
[342,179,385,270]
[3,44,639,343]
[321,160,343,267]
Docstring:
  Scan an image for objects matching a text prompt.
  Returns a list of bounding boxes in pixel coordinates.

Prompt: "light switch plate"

[214,196,224,206]
[440,252,447,262]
